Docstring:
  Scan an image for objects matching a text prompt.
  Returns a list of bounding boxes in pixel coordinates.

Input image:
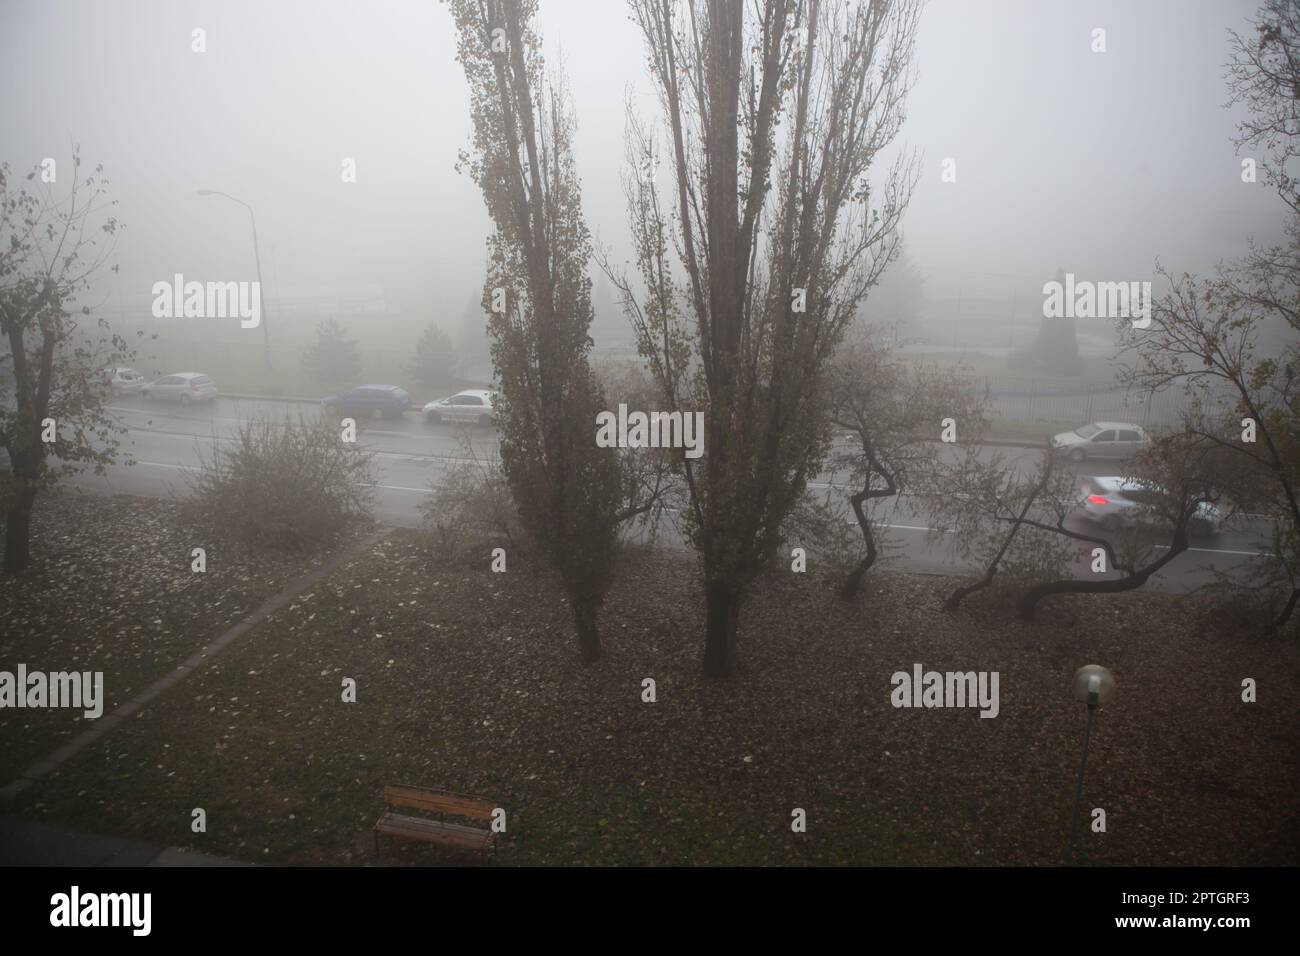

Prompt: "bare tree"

[605,0,921,676]
[448,0,625,661]
[1014,437,1223,620]
[1227,0,1300,214]
[828,321,988,600]
[1094,0,1300,631]
[1118,264,1299,628]
[925,445,1078,613]
[0,151,130,573]
[593,358,684,539]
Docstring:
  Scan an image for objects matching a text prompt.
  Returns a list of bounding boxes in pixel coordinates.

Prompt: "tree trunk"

[1268,587,1299,633]
[838,490,878,601]
[703,580,741,678]
[1017,531,1188,621]
[944,575,994,612]
[571,597,602,663]
[838,556,874,602]
[4,488,36,575]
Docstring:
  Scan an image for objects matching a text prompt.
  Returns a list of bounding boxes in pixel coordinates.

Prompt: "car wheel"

[1189,517,1216,539]
[181,394,192,406]
[479,414,491,427]
[1100,513,1123,532]
[141,390,151,401]
[426,411,442,425]
[1069,448,1085,462]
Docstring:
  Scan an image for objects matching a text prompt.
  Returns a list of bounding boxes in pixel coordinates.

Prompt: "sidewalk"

[0,528,389,803]
[0,816,250,866]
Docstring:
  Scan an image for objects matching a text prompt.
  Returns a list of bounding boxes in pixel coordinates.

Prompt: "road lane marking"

[1153,544,1265,556]
[878,520,1261,556]
[127,462,428,495]
[94,468,1279,556]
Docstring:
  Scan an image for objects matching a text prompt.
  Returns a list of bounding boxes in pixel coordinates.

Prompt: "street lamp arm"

[197,188,251,213]
[196,188,271,372]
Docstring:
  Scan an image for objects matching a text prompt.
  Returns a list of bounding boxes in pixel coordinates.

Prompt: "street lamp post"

[1066,664,1116,865]
[198,189,271,372]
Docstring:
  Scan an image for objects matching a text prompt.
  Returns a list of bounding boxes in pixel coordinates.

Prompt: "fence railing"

[980,377,1234,428]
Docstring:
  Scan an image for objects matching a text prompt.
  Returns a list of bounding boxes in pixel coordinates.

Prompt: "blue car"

[322,384,412,420]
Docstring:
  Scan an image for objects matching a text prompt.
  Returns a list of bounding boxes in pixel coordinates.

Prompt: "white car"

[422,389,496,426]
[1052,422,1150,463]
[141,372,219,405]
[1077,476,1222,537]
[104,367,145,396]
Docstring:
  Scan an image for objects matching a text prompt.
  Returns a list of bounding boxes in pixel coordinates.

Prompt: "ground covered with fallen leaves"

[4,511,1296,865]
[0,494,351,779]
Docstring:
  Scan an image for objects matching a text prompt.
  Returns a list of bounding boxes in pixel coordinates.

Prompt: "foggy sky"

[0,0,1283,333]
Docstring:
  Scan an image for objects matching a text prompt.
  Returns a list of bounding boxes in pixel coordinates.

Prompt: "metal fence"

[981,377,1234,428]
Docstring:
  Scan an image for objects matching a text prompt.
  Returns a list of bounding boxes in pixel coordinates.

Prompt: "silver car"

[1077,476,1222,537]
[1052,421,1150,463]
[422,389,497,426]
[141,372,219,405]
[105,367,145,396]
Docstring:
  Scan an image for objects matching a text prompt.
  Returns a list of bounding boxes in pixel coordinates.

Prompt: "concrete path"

[0,529,388,803]
[0,816,250,866]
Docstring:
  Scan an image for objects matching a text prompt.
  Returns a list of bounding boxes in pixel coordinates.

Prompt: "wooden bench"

[373,785,498,863]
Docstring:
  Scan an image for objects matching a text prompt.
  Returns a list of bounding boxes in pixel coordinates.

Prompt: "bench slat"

[384,785,495,821]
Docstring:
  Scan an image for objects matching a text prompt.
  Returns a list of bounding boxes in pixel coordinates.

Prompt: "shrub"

[419,439,524,562]
[186,413,373,550]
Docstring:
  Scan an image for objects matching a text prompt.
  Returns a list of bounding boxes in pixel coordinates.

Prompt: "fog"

[0,0,1281,363]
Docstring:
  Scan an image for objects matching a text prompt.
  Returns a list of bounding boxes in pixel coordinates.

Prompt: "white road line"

[123,429,482,465]
[879,519,1261,556]
[104,464,1276,556]
[132,460,427,495]
[1153,544,1265,556]
[880,523,957,533]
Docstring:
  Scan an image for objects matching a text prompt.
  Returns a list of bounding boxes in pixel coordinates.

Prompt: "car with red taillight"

[1077,476,1222,537]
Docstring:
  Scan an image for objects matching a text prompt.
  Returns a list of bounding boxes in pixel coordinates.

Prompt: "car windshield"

[1074,424,1102,439]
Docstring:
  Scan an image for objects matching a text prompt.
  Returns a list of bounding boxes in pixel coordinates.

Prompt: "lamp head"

[1072,665,1116,706]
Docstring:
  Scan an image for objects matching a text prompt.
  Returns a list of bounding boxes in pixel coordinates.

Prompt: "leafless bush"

[1197,522,1299,637]
[186,413,373,550]
[419,437,524,562]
